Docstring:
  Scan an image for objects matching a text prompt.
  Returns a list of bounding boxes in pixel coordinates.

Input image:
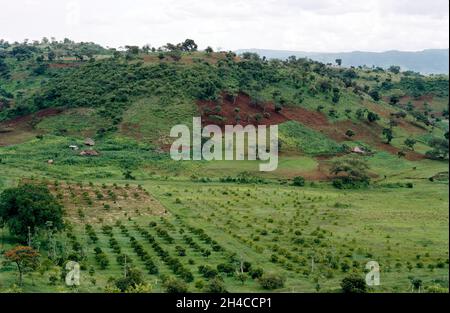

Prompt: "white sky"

[1,0,448,52]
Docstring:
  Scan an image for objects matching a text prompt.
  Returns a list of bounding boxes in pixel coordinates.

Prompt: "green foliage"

[425,138,449,160]
[163,276,189,293]
[367,111,380,123]
[114,267,144,292]
[340,274,367,293]
[330,156,370,189]
[382,128,394,144]
[0,183,64,239]
[292,176,306,187]
[258,273,285,290]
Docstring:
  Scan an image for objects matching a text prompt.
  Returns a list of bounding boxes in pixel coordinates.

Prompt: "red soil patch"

[48,62,82,69]
[1,108,64,128]
[197,93,427,161]
[0,108,65,146]
[198,93,287,126]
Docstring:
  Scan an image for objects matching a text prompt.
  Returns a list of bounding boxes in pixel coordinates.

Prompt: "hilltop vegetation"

[0,38,448,293]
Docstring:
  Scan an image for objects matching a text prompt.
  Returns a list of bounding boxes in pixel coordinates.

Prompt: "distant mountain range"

[235,48,449,75]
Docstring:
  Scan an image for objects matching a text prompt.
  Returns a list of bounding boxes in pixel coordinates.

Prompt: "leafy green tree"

[382,128,394,144]
[114,267,144,292]
[330,156,370,189]
[167,50,182,61]
[404,138,417,150]
[367,111,380,122]
[0,184,64,240]
[368,90,380,101]
[258,273,285,290]
[292,176,305,187]
[345,129,355,138]
[340,274,367,293]
[180,39,198,52]
[163,276,189,293]
[388,65,401,74]
[425,138,449,160]
[389,95,400,105]
[335,59,342,66]
[205,277,228,292]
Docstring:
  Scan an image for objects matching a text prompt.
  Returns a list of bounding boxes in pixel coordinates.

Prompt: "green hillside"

[0,39,448,293]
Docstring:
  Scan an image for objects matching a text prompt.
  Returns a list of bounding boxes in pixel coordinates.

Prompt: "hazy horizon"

[1,0,448,52]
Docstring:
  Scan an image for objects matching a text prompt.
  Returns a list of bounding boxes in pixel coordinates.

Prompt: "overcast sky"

[1,0,448,52]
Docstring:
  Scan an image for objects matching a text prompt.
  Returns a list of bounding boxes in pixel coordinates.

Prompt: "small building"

[84,138,95,146]
[79,150,99,156]
[69,145,79,150]
[47,159,54,164]
[351,146,365,154]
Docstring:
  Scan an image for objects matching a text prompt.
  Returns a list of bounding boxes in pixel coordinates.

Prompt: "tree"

[389,95,400,105]
[47,51,56,61]
[292,176,305,187]
[330,156,370,189]
[410,277,423,292]
[167,50,182,61]
[355,108,366,120]
[258,273,285,290]
[4,246,40,286]
[180,39,198,52]
[114,267,145,292]
[368,90,380,101]
[274,103,283,113]
[205,277,228,292]
[335,59,342,66]
[0,184,64,240]
[367,111,379,122]
[123,169,136,180]
[382,128,394,144]
[345,129,355,138]
[425,138,449,160]
[205,46,214,54]
[340,274,367,293]
[125,45,140,55]
[404,138,417,150]
[163,276,188,293]
[388,65,401,74]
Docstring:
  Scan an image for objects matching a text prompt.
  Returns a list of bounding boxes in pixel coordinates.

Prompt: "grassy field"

[0,154,448,293]
[0,43,448,293]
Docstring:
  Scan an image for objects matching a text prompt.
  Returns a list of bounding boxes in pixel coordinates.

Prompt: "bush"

[292,176,305,187]
[250,267,264,279]
[332,177,369,189]
[204,277,227,293]
[198,265,218,278]
[340,275,367,293]
[163,276,188,293]
[217,263,235,276]
[258,273,285,290]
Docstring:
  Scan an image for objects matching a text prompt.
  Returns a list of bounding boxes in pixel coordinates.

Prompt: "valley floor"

[0,168,448,292]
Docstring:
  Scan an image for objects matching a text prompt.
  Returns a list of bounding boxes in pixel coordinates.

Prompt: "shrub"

[340,274,367,293]
[292,176,305,187]
[258,273,285,290]
[250,267,264,279]
[204,277,227,293]
[163,276,188,293]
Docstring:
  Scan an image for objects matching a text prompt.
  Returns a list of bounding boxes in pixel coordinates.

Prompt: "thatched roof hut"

[79,150,99,156]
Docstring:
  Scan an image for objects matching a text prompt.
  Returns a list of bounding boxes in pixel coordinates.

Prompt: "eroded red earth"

[198,93,426,161]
